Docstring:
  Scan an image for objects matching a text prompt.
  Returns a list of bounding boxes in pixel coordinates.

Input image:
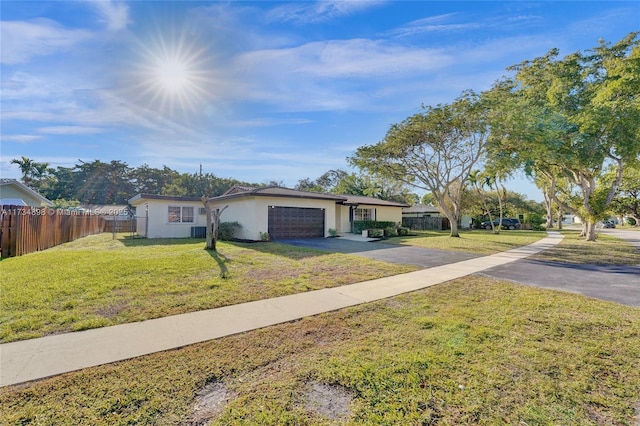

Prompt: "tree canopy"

[9,159,254,205]
[485,32,640,240]
[349,91,488,237]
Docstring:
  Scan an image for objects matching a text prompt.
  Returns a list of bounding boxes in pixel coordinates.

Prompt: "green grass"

[0,234,417,343]
[2,277,639,425]
[532,230,640,265]
[384,229,547,254]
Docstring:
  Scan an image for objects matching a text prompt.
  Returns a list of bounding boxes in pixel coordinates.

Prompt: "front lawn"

[384,230,547,254]
[2,277,639,425]
[0,234,417,343]
[531,230,640,265]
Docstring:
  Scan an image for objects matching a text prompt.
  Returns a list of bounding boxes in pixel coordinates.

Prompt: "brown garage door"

[268,206,325,239]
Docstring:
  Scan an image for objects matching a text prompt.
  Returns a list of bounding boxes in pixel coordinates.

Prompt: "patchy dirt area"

[185,381,233,425]
[304,382,353,420]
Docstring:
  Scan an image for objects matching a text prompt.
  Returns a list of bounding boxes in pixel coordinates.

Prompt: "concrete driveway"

[478,229,640,308]
[281,237,480,268]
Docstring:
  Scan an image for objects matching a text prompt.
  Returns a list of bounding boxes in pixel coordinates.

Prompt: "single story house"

[0,179,53,207]
[129,186,408,240]
[129,194,208,238]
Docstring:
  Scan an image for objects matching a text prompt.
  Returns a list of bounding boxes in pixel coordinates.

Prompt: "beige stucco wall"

[212,197,258,240]
[0,184,50,207]
[369,205,403,224]
[211,196,338,240]
[134,199,206,238]
[336,205,351,234]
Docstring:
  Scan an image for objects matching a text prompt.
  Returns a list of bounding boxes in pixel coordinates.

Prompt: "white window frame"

[168,205,195,224]
[354,208,375,221]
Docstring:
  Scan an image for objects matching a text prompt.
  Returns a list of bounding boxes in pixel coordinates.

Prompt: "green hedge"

[352,221,397,233]
[218,221,242,241]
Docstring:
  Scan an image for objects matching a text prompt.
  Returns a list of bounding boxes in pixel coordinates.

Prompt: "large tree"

[610,163,640,226]
[350,92,488,237]
[486,32,640,240]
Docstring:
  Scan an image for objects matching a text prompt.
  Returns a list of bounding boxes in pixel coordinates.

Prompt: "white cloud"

[1,72,66,99]
[37,126,105,135]
[228,39,452,110]
[293,39,452,77]
[1,134,43,143]
[0,18,92,65]
[267,1,385,24]
[86,0,131,31]
[387,13,484,37]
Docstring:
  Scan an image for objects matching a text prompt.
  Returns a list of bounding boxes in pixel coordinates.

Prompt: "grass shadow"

[225,240,331,260]
[204,248,231,278]
[118,236,208,248]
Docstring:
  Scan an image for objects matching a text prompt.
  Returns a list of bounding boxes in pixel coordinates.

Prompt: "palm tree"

[10,156,36,185]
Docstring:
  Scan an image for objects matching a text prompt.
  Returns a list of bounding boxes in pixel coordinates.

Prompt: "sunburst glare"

[124,25,216,119]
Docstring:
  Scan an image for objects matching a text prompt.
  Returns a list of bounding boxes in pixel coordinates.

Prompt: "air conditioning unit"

[190,226,207,238]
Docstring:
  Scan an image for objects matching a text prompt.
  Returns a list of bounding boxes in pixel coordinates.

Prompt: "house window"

[168,206,195,223]
[354,208,374,221]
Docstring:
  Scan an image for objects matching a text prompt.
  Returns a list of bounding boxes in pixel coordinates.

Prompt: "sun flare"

[126,28,215,117]
[154,57,190,94]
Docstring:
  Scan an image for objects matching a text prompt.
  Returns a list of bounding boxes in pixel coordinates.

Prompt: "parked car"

[602,220,616,228]
[480,218,521,230]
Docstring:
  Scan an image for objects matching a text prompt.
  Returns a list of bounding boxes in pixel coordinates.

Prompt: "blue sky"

[2,1,639,201]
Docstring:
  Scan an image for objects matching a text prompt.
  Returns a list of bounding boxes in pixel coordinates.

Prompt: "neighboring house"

[562,214,582,224]
[402,204,441,218]
[0,179,53,207]
[128,186,408,240]
[128,194,208,238]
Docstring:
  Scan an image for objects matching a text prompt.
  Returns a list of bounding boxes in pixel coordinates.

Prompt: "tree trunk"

[556,208,563,230]
[585,220,597,241]
[544,190,553,229]
[202,197,228,251]
[449,219,460,237]
[434,192,460,237]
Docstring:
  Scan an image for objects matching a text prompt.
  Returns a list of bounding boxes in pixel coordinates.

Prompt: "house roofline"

[129,194,204,204]
[0,179,53,206]
[209,186,348,203]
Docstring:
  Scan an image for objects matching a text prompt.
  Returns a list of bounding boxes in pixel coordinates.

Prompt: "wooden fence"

[0,205,106,258]
[103,218,136,233]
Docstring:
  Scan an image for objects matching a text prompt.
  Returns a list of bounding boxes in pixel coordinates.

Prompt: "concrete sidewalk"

[0,232,563,387]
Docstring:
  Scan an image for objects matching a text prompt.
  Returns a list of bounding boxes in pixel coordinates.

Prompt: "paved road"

[284,231,640,308]
[281,238,480,268]
[601,228,640,250]
[477,260,640,307]
[479,229,640,308]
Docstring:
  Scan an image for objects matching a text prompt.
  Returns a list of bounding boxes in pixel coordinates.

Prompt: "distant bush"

[527,213,545,231]
[398,227,409,236]
[367,229,384,238]
[218,222,242,241]
[384,227,398,237]
[627,217,637,226]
